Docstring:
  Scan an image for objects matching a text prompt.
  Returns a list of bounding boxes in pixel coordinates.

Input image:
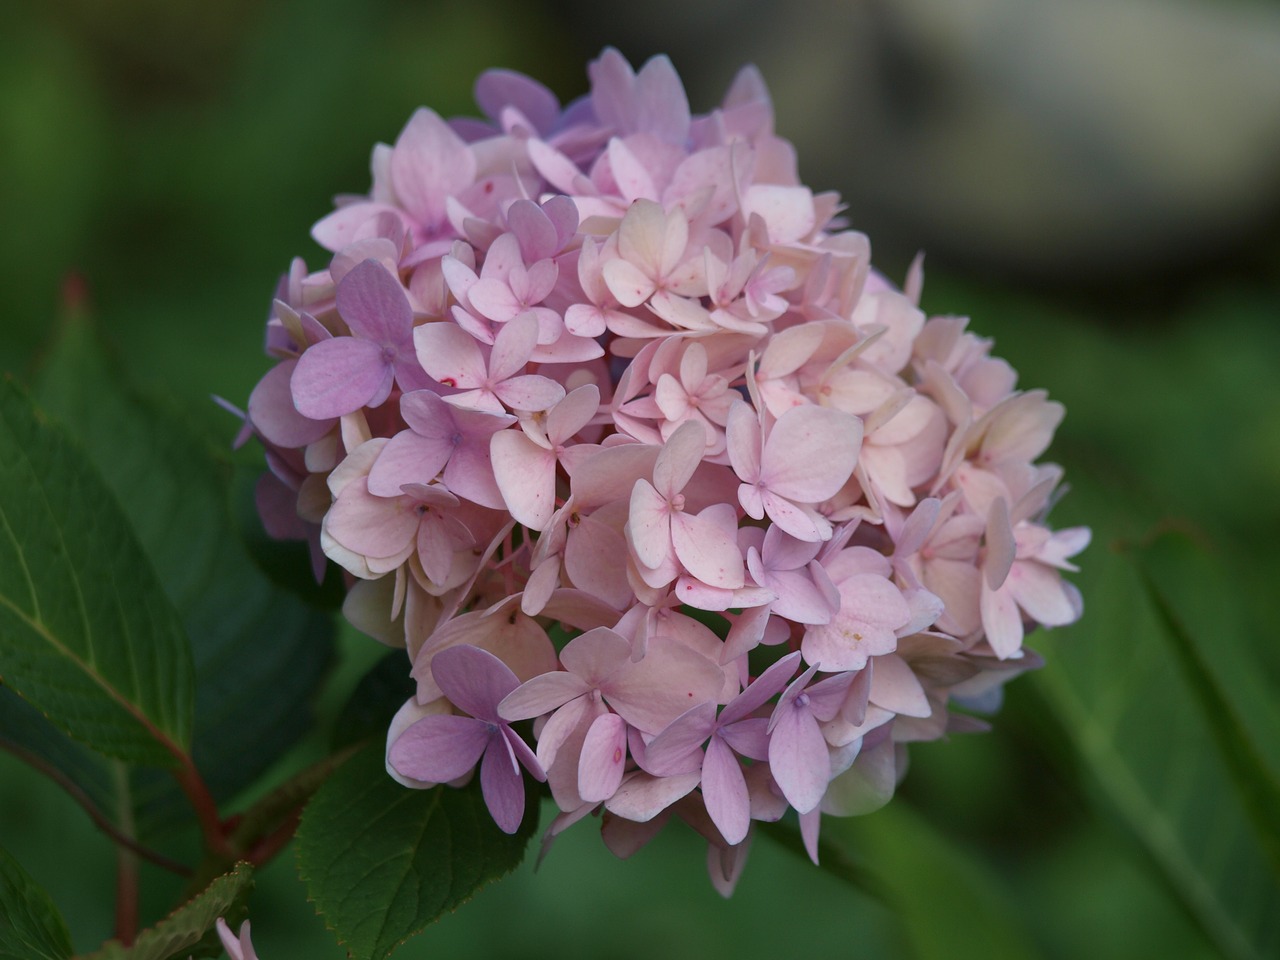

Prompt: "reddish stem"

[114,845,139,946]
[171,753,236,860]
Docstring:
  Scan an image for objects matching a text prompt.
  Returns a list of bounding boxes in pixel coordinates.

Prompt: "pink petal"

[726,401,762,484]
[869,654,931,718]
[498,671,590,722]
[249,360,334,447]
[578,712,628,802]
[1007,561,1078,626]
[981,582,1024,659]
[493,375,566,412]
[762,405,862,502]
[547,383,601,445]
[475,70,560,134]
[720,651,802,725]
[558,627,631,685]
[480,735,526,834]
[643,702,717,775]
[702,735,750,845]
[629,479,673,571]
[491,430,557,530]
[602,257,655,308]
[767,701,830,813]
[605,636,724,734]
[431,644,518,719]
[414,323,486,388]
[325,479,415,560]
[291,337,391,419]
[336,259,413,344]
[367,430,450,497]
[653,419,706,497]
[391,108,476,228]
[671,511,745,589]
[487,312,539,382]
[389,714,490,783]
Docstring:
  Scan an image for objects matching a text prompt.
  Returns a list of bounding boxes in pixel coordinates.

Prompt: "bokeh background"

[2,0,1278,957]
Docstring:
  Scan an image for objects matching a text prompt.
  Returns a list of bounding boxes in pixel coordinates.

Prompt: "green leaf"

[296,743,538,960]
[1032,480,1280,960]
[78,861,253,960]
[0,376,193,766]
[26,318,333,834]
[832,804,1046,960]
[1134,534,1280,875]
[0,844,74,960]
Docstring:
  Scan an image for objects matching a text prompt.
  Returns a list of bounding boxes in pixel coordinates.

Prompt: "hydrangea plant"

[242,47,1087,899]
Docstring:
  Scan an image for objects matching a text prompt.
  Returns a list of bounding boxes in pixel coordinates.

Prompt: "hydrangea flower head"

[242,48,1088,893]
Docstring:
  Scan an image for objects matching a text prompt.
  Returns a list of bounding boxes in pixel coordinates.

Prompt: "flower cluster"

[242,49,1087,893]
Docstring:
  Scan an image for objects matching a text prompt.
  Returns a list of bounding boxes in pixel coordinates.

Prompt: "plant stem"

[170,750,236,861]
[112,762,139,945]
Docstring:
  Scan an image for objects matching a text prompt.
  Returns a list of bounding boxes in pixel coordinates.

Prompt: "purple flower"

[290,259,425,419]
[389,645,544,834]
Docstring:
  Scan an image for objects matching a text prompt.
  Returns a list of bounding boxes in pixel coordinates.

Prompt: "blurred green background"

[2,1,1278,957]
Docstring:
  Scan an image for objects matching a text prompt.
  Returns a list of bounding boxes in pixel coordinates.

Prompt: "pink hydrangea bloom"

[240,47,1088,894]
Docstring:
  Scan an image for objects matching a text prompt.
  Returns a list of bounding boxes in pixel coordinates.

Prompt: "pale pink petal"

[558,627,632,684]
[602,257,656,308]
[608,137,658,203]
[391,108,476,228]
[742,184,815,245]
[767,701,829,813]
[325,479,415,559]
[493,375,566,411]
[578,712,628,802]
[671,511,745,589]
[311,201,401,252]
[762,405,862,502]
[726,401,762,484]
[605,636,724,733]
[414,323,486,388]
[985,496,1016,589]
[1008,561,1079,626]
[760,490,828,542]
[389,714,490,783]
[981,582,1024,659]
[654,419,706,497]
[605,770,701,823]
[822,735,897,817]
[643,702,717,775]
[480,735,526,833]
[291,337,391,419]
[491,430,557,530]
[249,360,334,447]
[367,430,450,497]
[702,734,751,844]
[432,644,519,719]
[629,479,673,571]
[336,259,412,344]
[564,515,633,610]
[547,384,601,445]
[869,654,931,718]
[468,278,522,322]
